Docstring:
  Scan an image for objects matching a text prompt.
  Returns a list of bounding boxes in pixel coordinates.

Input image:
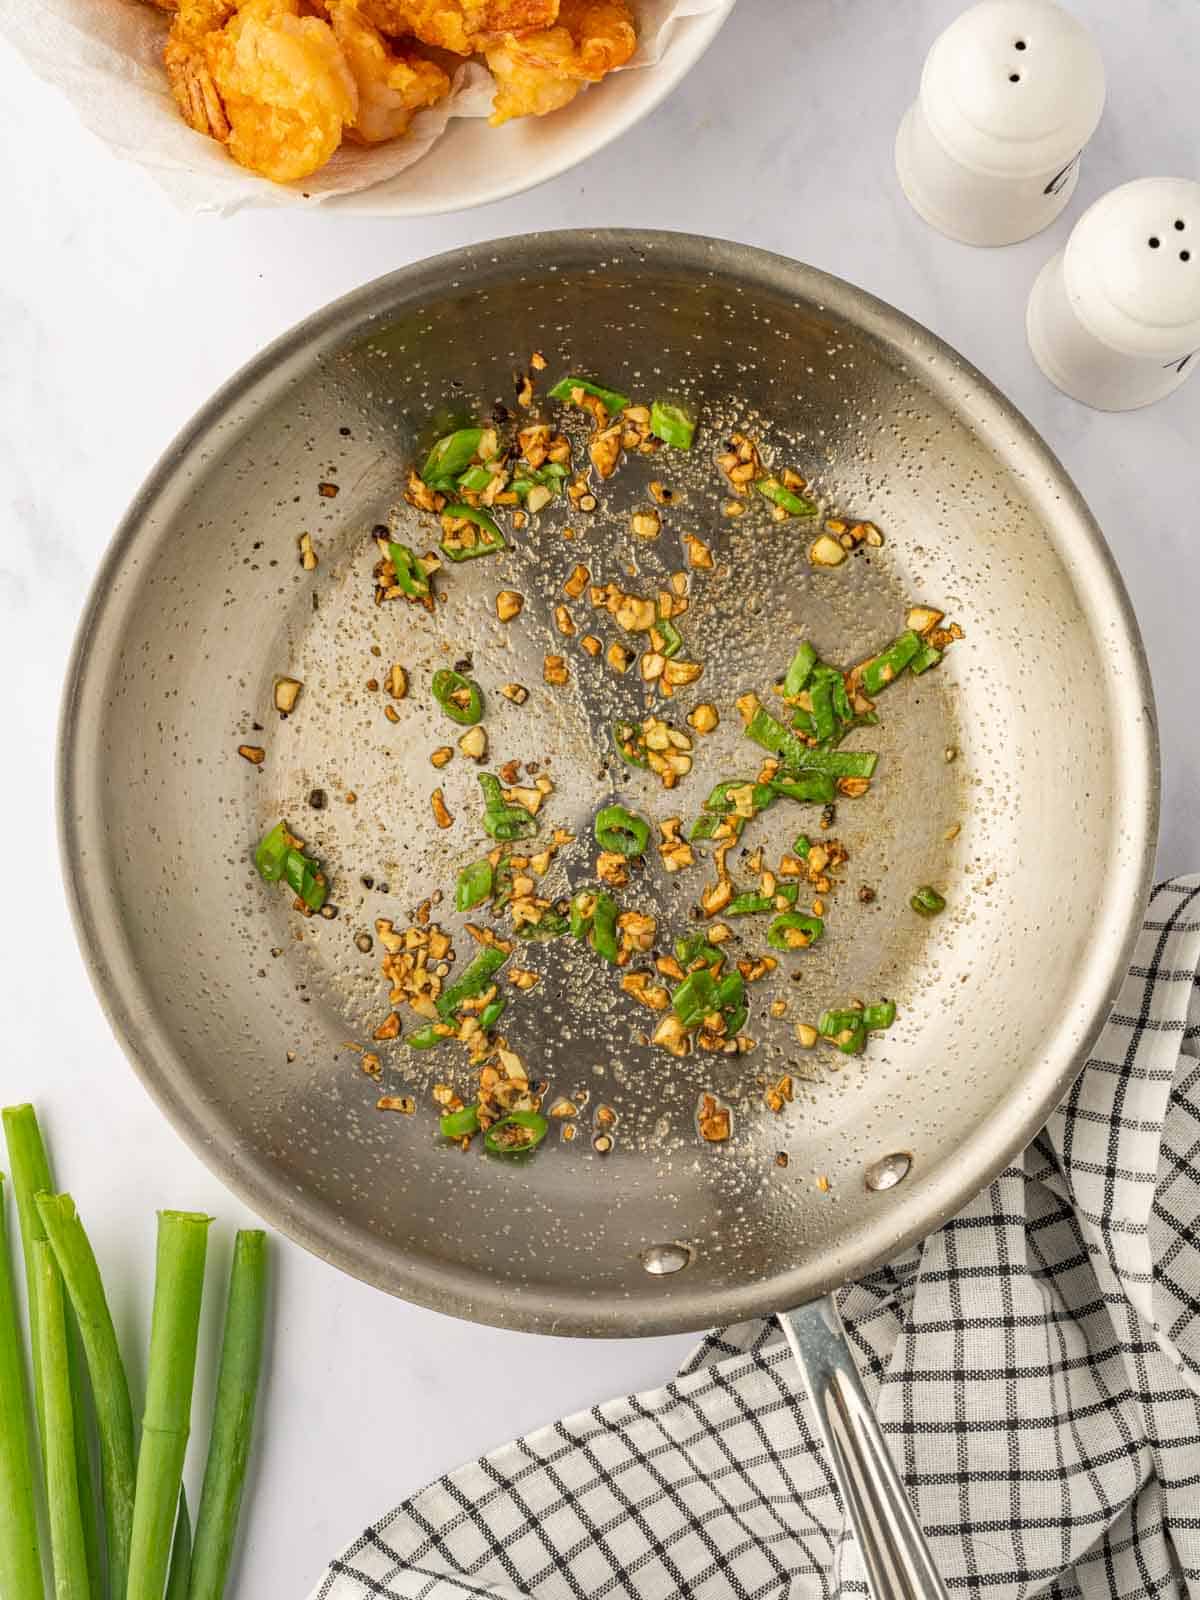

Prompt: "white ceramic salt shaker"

[1027,177,1200,410]
[895,0,1105,247]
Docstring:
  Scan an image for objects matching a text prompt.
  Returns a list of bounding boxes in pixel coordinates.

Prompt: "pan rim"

[57,229,1160,1336]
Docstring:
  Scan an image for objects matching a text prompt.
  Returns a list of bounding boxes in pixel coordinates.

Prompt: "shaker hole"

[1182,251,1192,262]
[1149,237,1161,249]
[1009,72,1021,82]
[1014,37,1027,49]
[1175,219,1186,231]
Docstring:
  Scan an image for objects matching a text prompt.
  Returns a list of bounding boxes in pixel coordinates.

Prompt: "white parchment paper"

[0,0,727,210]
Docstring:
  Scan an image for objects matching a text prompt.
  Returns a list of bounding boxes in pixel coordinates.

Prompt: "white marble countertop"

[2,1,1197,1594]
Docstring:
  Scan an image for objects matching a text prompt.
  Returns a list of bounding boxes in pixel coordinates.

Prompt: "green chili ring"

[432,668,484,725]
[484,1111,549,1155]
[612,720,649,768]
[594,804,650,856]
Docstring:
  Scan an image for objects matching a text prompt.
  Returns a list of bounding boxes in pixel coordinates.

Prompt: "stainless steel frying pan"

[59,232,1157,1598]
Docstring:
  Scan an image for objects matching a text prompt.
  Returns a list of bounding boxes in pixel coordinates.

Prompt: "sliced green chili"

[432,669,483,726]
[911,885,946,918]
[512,463,569,499]
[830,671,854,728]
[569,889,597,940]
[589,894,620,963]
[769,774,837,805]
[793,834,812,857]
[863,1000,897,1031]
[386,541,430,599]
[594,805,650,857]
[409,1023,452,1050]
[675,933,722,968]
[767,912,824,952]
[491,859,515,912]
[479,773,537,844]
[515,912,570,940]
[421,427,483,489]
[672,969,717,1029]
[757,477,818,517]
[655,618,684,658]
[745,706,878,777]
[689,812,745,842]
[728,884,800,916]
[612,720,649,769]
[484,1111,549,1155]
[909,642,943,676]
[455,464,493,493]
[809,675,837,743]
[782,643,818,698]
[440,1104,481,1139]
[716,972,747,1036]
[436,946,508,1020]
[703,779,776,816]
[484,808,537,843]
[861,631,922,695]
[649,400,695,449]
[439,505,507,561]
[478,997,507,1030]
[818,1009,867,1055]
[270,838,326,915]
[253,822,289,883]
[672,969,744,1033]
[455,858,494,912]
[549,376,631,415]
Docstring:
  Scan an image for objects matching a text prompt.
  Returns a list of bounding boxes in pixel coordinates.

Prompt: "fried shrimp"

[356,0,558,54]
[485,0,635,125]
[165,0,236,139]
[166,0,359,179]
[205,0,358,181]
[326,0,450,143]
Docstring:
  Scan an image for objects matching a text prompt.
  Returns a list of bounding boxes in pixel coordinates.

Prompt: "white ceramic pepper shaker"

[1027,177,1200,410]
[895,0,1105,247]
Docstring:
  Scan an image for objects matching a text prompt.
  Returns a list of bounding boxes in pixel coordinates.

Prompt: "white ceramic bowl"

[326,4,735,215]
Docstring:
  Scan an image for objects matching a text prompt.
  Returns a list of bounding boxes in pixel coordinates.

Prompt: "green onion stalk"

[38,1192,137,1600]
[3,1106,102,1596]
[34,1238,90,1599]
[0,1174,44,1600]
[189,1231,267,1600]
[126,1211,212,1600]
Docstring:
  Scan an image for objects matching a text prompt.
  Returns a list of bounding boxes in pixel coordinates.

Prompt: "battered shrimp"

[326,0,450,144]
[485,0,634,125]
[165,0,237,139]
[355,0,558,56]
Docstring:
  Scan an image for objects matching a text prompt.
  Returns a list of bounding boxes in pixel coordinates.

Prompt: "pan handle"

[778,1297,948,1600]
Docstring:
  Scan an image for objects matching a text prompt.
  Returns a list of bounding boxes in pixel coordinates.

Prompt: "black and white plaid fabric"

[314,877,1200,1600]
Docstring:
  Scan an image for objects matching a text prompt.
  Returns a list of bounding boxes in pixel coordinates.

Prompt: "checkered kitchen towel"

[315,877,1200,1600]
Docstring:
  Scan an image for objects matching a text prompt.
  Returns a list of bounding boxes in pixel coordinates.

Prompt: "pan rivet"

[640,1243,692,1276]
[865,1152,912,1191]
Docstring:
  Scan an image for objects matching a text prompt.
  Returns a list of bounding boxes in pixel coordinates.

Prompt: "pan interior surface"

[61,235,1156,1335]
